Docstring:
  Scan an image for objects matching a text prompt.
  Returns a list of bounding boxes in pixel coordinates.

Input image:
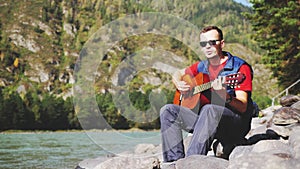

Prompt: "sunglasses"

[199,40,221,47]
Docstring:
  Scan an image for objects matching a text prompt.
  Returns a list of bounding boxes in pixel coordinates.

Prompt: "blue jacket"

[197,51,253,116]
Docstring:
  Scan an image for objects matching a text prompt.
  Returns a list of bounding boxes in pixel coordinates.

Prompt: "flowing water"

[0,130,161,169]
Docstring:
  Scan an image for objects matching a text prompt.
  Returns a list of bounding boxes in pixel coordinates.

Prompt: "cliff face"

[0,0,277,100]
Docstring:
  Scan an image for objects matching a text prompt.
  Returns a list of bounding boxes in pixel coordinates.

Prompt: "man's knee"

[160,104,176,121]
[200,104,221,115]
[199,104,223,123]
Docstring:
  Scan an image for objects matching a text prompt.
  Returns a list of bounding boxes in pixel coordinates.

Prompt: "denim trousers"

[160,104,249,162]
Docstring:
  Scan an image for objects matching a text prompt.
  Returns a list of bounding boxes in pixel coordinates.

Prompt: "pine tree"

[245,0,300,93]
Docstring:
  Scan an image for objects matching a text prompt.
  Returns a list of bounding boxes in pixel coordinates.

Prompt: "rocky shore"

[76,95,300,169]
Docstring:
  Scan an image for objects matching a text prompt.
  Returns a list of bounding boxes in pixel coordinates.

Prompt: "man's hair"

[200,26,223,40]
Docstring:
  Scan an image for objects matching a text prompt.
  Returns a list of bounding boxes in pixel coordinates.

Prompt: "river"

[0,130,161,169]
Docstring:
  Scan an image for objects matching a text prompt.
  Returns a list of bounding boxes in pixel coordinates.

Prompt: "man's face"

[199,30,224,59]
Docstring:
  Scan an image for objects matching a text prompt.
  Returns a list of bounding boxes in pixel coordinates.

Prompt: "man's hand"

[212,76,224,91]
[172,69,191,93]
[212,76,227,100]
[173,79,190,92]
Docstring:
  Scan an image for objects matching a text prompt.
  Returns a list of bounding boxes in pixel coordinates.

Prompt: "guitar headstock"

[225,72,245,88]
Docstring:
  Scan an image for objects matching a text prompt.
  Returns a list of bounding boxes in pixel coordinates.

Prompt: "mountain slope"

[0,0,277,100]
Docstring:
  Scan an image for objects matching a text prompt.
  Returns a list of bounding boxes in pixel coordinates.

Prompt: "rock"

[247,125,268,138]
[63,23,76,37]
[272,107,300,125]
[291,101,300,111]
[93,156,160,169]
[134,143,161,156]
[229,140,295,169]
[160,162,176,169]
[267,124,291,138]
[9,34,40,53]
[251,140,294,156]
[36,21,52,36]
[183,134,192,154]
[228,153,292,169]
[16,85,26,94]
[77,156,114,169]
[175,155,228,169]
[288,126,300,159]
[280,95,300,107]
[229,145,253,160]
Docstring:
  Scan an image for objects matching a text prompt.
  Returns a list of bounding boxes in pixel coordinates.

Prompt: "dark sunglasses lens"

[200,41,207,47]
[209,40,217,45]
[200,40,218,47]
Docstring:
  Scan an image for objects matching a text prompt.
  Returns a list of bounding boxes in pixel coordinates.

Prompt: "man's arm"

[226,91,248,113]
[212,85,249,113]
[212,64,252,113]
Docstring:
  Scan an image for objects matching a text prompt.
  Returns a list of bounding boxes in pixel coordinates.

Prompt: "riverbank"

[76,95,300,169]
[0,128,160,134]
[0,130,161,169]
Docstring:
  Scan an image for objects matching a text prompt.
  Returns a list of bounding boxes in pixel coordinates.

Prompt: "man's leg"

[186,104,229,156]
[160,104,198,162]
[214,107,251,158]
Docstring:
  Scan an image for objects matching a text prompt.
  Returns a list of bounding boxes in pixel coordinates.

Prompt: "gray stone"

[78,156,113,169]
[280,95,300,107]
[93,156,160,169]
[228,153,292,169]
[289,126,300,159]
[252,140,294,156]
[183,134,192,154]
[175,155,228,169]
[267,124,291,138]
[291,101,300,111]
[161,162,176,169]
[63,23,76,37]
[229,145,253,160]
[280,158,300,168]
[134,143,161,157]
[9,34,40,52]
[272,107,299,125]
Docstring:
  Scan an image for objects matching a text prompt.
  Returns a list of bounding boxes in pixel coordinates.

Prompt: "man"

[160,26,253,162]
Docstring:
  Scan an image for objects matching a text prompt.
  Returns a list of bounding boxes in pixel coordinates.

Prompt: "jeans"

[160,104,250,162]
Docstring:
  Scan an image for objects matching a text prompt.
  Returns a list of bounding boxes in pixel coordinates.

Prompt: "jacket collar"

[223,51,234,71]
[203,51,233,70]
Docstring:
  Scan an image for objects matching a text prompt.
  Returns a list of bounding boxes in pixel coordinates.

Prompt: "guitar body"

[173,72,245,110]
[173,73,211,110]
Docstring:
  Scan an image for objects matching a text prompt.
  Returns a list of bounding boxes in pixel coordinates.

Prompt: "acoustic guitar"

[173,72,245,109]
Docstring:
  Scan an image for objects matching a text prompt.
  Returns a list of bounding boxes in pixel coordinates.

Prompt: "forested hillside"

[0,0,277,131]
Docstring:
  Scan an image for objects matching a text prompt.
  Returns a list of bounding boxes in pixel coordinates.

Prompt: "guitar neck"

[193,81,212,94]
[192,76,227,94]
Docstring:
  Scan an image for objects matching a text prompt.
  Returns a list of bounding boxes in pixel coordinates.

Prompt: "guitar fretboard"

[193,82,212,94]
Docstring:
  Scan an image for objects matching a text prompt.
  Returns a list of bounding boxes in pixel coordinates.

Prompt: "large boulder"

[272,106,300,125]
[288,126,300,159]
[93,156,160,169]
[175,155,228,169]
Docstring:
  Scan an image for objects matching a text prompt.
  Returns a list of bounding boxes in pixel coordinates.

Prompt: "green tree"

[0,89,13,130]
[0,91,35,130]
[39,94,69,130]
[64,97,80,129]
[24,92,41,126]
[10,92,35,129]
[96,93,129,129]
[245,0,300,93]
